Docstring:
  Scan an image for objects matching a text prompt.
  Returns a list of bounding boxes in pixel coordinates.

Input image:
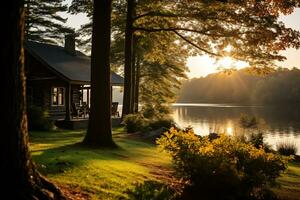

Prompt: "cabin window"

[51,87,65,106]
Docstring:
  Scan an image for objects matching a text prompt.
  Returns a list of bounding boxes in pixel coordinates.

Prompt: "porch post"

[87,88,90,109]
[65,83,71,121]
[111,85,113,103]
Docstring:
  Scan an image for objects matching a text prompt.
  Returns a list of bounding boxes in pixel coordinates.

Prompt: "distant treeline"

[177,68,300,104]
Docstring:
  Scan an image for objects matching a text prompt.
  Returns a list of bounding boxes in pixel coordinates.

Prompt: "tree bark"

[134,54,141,113]
[0,1,65,199]
[122,0,135,117]
[83,0,115,147]
[131,36,137,113]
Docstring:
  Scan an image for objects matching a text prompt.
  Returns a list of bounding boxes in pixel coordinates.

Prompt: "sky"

[65,6,300,79]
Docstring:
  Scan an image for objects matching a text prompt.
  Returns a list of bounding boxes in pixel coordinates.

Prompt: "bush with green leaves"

[123,114,174,133]
[277,142,298,156]
[123,114,149,133]
[157,128,289,200]
[124,180,176,200]
[149,117,174,130]
[27,105,54,131]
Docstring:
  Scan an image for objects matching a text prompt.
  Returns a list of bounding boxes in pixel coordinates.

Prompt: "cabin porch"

[53,83,122,129]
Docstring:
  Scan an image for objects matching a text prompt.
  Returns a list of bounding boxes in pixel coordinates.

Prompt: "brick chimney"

[64,33,76,55]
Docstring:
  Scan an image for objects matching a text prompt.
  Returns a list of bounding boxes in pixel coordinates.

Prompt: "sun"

[187,55,249,78]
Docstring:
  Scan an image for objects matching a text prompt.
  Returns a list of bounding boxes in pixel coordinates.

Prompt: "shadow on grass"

[30,129,85,143]
[31,130,161,176]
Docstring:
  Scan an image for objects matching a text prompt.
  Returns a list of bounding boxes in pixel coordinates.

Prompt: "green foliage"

[157,128,290,200]
[25,0,72,44]
[123,114,149,133]
[149,118,174,131]
[137,31,189,115]
[123,114,174,133]
[277,142,298,156]
[124,180,176,200]
[178,68,300,104]
[27,105,54,131]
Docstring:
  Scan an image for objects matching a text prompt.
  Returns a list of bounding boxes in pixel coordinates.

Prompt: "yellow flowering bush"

[157,127,289,200]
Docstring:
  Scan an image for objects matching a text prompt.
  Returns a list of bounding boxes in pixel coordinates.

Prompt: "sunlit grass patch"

[30,127,171,199]
[274,161,300,200]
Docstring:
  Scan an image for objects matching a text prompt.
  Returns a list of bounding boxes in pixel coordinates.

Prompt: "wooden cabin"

[25,35,124,126]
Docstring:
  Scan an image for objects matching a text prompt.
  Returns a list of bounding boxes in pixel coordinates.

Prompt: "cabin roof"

[25,41,124,85]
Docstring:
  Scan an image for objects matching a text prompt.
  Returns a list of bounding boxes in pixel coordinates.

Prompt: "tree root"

[24,172,67,200]
[37,175,66,200]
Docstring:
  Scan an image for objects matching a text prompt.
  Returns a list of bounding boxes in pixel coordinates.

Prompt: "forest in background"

[177,67,300,104]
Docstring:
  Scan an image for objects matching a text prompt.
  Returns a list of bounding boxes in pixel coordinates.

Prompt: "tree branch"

[134,26,222,56]
[134,11,184,21]
[134,27,231,38]
[172,30,221,57]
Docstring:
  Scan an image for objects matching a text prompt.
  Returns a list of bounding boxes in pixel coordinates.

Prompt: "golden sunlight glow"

[187,55,217,78]
[187,55,249,78]
[218,56,234,68]
[235,60,249,68]
[226,127,233,135]
[224,45,232,52]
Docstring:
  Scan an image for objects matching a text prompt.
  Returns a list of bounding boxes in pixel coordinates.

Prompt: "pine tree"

[25,0,71,44]
[0,0,65,198]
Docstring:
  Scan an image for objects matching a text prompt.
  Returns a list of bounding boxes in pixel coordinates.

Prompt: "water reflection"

[172,104,300,154]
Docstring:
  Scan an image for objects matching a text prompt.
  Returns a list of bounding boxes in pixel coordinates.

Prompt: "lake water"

[172,103,300,155]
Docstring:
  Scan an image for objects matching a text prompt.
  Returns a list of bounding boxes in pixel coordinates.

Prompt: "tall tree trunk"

[122,0,134,118]
[134,54,141,113]
[83,0,115,147]
[131,36,137,113]
[0,1,65,199]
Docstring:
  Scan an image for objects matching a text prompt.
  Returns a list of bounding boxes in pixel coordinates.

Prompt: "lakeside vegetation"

[30,128,300,200]
[178,68,300,104]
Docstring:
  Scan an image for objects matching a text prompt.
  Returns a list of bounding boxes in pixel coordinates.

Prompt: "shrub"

[123,114,149,133]
[247,132,273,153]
[124,180,176,200]
[157,128,289,200]
[277,142,298,156]
[149,117,174,130]
[249,132,264,148]
[27,105,54,131]
[124,114,175,133]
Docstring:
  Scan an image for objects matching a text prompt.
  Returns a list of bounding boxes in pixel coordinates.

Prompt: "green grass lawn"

[30,128,300,200]
[30,128,172,200]
[274,161,300,200]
